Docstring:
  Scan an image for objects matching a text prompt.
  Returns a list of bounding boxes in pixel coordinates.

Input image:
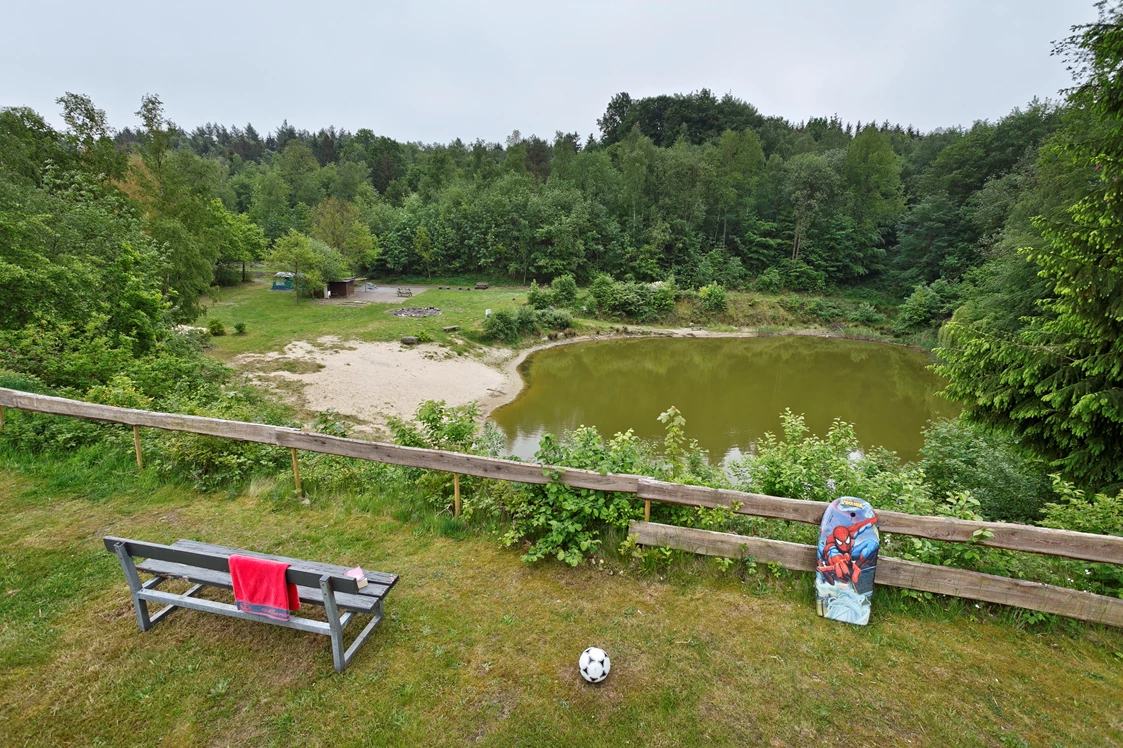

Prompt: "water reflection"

[489,336,960,462]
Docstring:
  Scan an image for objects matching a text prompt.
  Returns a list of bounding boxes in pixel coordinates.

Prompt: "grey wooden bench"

[104,537,398,672]
[396,287,413,297]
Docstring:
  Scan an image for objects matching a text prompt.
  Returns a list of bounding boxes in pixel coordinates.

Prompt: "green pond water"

[490,336,960,462]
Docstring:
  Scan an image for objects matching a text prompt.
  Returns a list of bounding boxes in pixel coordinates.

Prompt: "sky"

[0,0,1098,145]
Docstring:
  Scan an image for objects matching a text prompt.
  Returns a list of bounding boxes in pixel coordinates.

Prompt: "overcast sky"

[0,0,1097,145]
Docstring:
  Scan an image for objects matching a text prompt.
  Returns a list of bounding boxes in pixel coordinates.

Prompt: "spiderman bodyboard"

[815,496,879,625]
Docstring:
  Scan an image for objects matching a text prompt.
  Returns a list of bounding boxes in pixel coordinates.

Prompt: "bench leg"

[114,542,153,632]
[343,600,384,667]
[148,582,204,627]
[320,575,347,673]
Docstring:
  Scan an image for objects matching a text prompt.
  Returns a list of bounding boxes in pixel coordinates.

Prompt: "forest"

[1,4,1122,512]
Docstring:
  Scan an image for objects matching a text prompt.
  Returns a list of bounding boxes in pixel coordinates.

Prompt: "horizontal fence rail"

[1,386,1121,627]
[628,521,1123,628]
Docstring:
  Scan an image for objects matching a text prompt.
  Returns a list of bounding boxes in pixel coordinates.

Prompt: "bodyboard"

[815,496,879,625]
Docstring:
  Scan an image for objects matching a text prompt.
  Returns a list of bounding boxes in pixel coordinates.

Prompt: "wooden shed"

[327,277,359,299]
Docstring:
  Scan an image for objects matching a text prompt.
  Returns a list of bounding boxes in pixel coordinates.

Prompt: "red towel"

[229,555,300,622]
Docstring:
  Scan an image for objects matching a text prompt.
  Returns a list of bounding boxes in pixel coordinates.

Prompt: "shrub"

[591,273,614,310]
[650,280,677,316]
[920,418,1056,523]
[536,308,573,331]
[894,283,941,332]
[550,274,578,307]
[515,305,539,334]
[779,259,826,293]
[233,322,247,335]
[207,319,226,337]
[754,267,783,293]
[387,400,505,512]
[526,280,554,309]
[482,309,520,344]
[416,330,434,343]
[847,302,885,326]
[809,297,845,323]
[698,283,728,314]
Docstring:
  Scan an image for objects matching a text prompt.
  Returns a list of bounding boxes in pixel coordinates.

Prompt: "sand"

[236,337,518,430]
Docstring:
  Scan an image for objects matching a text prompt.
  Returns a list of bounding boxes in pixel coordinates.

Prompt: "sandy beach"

[236,338,521,431]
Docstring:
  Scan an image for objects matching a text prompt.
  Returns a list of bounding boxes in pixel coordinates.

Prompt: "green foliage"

[526,280,554,309]
[894,283,942,331]
[920,418,1056,522]
[233,322,247,335]
[535,308,573,331]
[481,309,520,344]
[937,9,1123,490]
[847,302,885,326]
[503,429,650,565]
[697,283,728,314]
[588,275,676,321]
[550,274,578,306]
[1040,477,1123,537]
[386,400,503,512]
[729,410,933,513]
[207,319,226,337]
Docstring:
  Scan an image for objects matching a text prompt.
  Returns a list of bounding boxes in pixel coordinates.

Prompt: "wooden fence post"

[644,499,651,522]
[132,425,143,470]
[0,405,5,431]
[453,474,461,517]
[291,448,302,497]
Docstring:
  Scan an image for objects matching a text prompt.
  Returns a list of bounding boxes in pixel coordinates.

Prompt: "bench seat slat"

[171,539,399,590]
[135,559,386,614]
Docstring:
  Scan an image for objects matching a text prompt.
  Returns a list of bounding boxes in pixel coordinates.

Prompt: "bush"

[536,308,573,331]
[588,274,676,321]
[847,302,885,326]
[387,400,505,512]
[233,322,247,335]
[526,281,554,310]
[894,283,941,332]
[809,297,845,323]
[591,273,615,310]
[482,309,520,344]
[920,418,1056,523]
[207,319,226,337]
[550,274,578,307]
[779,259,826,293]
[754,267,783,293]
[698,283,728,314]
[515,305,539,334]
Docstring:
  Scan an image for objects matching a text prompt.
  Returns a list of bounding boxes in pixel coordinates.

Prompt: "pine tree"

[937,5,1123,489]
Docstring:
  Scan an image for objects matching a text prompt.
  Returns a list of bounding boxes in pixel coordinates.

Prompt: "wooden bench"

[105,537,398,672]
[396,287,413,297]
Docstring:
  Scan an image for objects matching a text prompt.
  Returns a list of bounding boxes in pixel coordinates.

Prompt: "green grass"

[203,283,528,357]
[1,446,1121,746]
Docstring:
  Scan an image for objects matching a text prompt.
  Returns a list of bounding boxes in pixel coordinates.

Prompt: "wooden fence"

[1,386,1121,627]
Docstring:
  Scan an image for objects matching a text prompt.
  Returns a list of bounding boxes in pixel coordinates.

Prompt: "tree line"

[1,1,1121,495]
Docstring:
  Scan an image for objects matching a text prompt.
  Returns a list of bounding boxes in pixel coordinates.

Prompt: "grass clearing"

[203,283,528,357]
[0,447,1120,746]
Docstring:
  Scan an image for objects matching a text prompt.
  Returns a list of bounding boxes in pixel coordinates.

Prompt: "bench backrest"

[103,536,363,594]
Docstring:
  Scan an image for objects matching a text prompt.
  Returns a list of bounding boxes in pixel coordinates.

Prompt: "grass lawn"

[202,283,530,358]
[0,447,1120,746]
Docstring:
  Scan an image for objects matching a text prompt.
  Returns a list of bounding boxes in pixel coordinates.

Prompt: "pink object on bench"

[229,555,300,622]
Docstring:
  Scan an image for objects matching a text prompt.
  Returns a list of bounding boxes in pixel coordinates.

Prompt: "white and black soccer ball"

[579,647,611,683]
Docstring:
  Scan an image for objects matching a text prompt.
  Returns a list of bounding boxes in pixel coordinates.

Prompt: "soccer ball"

[579,647,611,683]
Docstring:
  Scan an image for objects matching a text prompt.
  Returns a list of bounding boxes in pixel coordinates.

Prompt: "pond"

[489,336,960,463]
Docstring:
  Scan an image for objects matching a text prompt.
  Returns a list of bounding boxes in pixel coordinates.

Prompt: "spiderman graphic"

[817,515,878,586]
